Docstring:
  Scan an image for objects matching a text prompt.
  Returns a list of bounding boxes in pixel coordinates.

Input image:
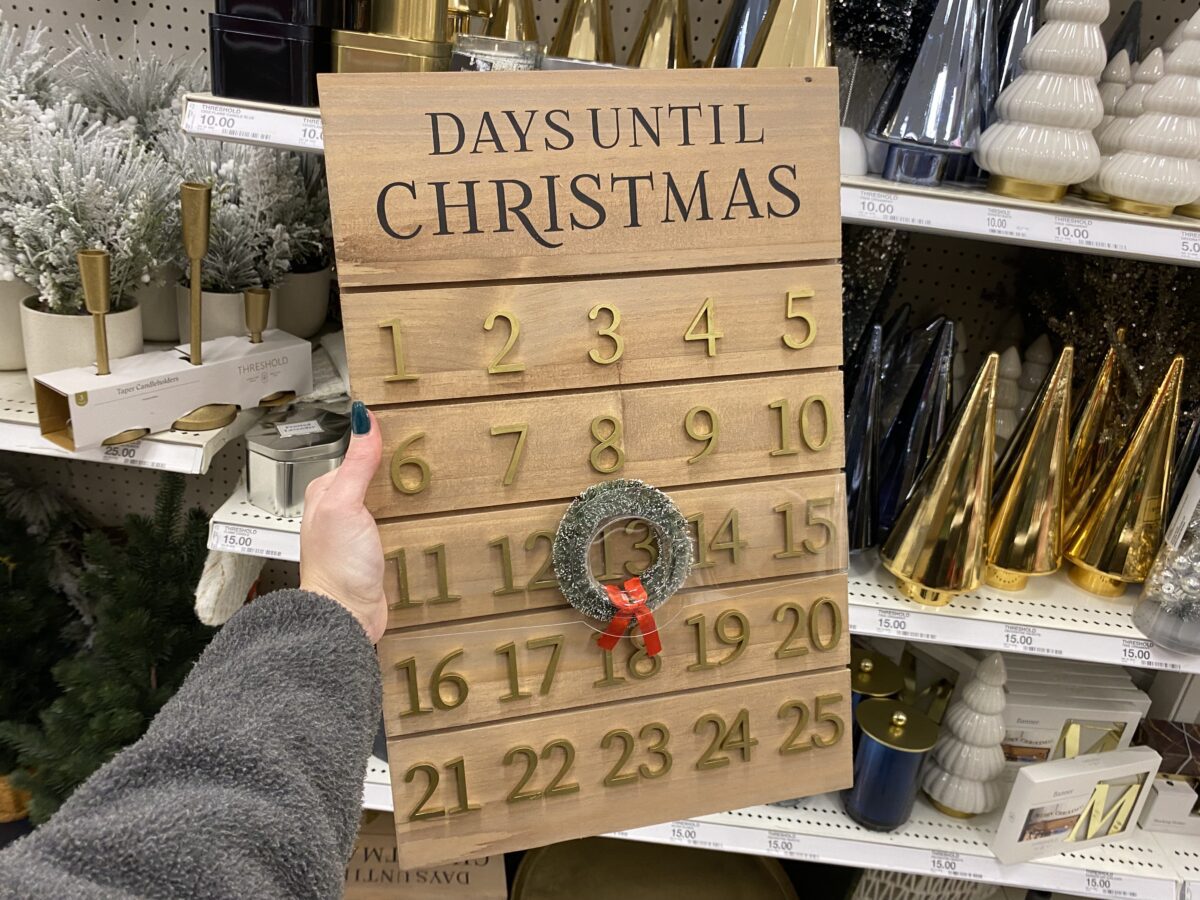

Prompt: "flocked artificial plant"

[0,474,215,824]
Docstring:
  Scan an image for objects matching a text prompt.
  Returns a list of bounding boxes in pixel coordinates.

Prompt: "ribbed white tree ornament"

[1162,18,1188,55]
[1096,49,1166,167]
[975,0,1109,201]
[1100,11,1200,216]
[922,653,1008,818]
[1080,53,1139,199]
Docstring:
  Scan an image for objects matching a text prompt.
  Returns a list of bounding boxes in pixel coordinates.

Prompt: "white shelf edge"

[360,754,1186,900]
[180,92,323,153]
[842,175,1200,267]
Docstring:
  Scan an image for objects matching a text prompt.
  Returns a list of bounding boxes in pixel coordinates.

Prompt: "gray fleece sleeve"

[0,589,382,900]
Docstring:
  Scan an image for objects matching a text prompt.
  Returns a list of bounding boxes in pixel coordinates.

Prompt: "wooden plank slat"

[386,667,852,868]
[379,572,847,735]
[320,69,840,287]
[381,473,846,628]
[342,264,842,406]
[366,370,843,519]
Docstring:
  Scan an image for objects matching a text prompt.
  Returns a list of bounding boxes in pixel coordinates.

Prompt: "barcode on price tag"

[208,522,299,561]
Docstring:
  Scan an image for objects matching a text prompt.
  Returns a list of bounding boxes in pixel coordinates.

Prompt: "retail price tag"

[208,521,299,561]
[855,188,901,220]
[874,608,910,636]
[979,205,1034,242]
[761,830,818,861]
[1045,214,1131,255]
[1179,230,1200,262]
[849,188,936,230]
[295,114,324,150]
[1121,638,1185,672]
[1001,624,1060,656]
[1079,869,1139,898]
[667,822,702,846]
[926,850,984,880]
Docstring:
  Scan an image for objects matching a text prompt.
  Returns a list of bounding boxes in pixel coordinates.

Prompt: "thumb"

[326,402,383,509]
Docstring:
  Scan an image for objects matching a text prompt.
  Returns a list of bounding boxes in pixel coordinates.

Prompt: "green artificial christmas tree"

[0,473,82,821]
[0,474,215,824]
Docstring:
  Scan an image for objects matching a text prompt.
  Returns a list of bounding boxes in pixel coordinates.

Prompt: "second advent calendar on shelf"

[320,67,849,868]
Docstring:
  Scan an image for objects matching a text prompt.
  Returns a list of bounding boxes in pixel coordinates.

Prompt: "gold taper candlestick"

[180,182,212,366]
[244,287,270,344]
[77,249,111,377]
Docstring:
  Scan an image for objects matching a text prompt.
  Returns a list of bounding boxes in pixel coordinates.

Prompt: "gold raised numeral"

[484,311,525,374]
[709,508,747,565]
[394,648,469,717]
[811,693,845,747]
[688,512,714,569]
[600,723,673,787]
[379,317,419,382]
[684,296,723,357]
[588,302,624,365]
[779,694,845,754]
[403,757,479,822]
[777,700,811,754]
[624,520,659,576]
[525,530,558,591]
[594,633,661,687]
[684,406,719,464]
[686,609,751,671]
[496,634,565,702]
[769,396,833,457]
[782,289,816,350]
[694,708,758,770]
[502,739,581,804]
[772,597,842,658]
[774,497,837,559]
[489,536,521,597]
[390,432,431,494]
[385,544,460,608]
[589,415,625,474]
[490,423,529,486]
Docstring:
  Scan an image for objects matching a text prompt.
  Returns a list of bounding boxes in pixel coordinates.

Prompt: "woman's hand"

[299,401,387,643]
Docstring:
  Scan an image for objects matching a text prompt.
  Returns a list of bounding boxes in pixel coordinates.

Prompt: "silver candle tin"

[246,407,351,517]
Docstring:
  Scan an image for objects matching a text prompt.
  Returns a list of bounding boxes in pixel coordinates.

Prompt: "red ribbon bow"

[597,577,662,657]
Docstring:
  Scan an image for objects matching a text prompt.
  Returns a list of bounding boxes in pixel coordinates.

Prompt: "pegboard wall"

[1,0,1190,66]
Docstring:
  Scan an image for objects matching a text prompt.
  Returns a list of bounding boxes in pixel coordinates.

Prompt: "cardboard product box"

[345,812,507,900]
[1001,656,1136,685]
[993,747,1161,864]
[1004,680,1152,717]
[1002,691,1145,764]
[1137,773,1200,836]
[34,332,313,451]
[1135,719,1200,777]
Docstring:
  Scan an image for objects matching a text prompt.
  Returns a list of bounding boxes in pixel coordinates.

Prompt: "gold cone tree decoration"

[1064,345,1122,538]
[986,347,1074,591]
[485,0,537,40]
[1066,356,1184,597]
[627,0,691,68]
[882,354,999,607]
[744,0,830,68]
[548,0,615,62]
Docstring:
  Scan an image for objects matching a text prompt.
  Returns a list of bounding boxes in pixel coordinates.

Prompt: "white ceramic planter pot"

[136,264,183,342]
[276,266,332,338]
[0,279,32,370]
[20,296,144,382]
[176,285,279,343]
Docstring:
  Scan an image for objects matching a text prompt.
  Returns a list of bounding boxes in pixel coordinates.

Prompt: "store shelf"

[180,93,323,152]
[842,175,1200,267]
[1154,833,1200,900]
[0,372,258,474]
[207,482,301,560]
[361,755,1186,900]
[849,554,1200,675]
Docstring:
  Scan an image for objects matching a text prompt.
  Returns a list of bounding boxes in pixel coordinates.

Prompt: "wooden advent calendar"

[320,68,851,869]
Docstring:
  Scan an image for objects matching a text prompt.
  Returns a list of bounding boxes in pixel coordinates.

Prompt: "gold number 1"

[380,317,419,382]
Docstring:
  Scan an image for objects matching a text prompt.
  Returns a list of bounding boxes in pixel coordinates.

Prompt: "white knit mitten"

[194,549,266,626]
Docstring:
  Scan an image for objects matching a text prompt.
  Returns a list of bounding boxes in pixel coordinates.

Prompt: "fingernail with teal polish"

[351,401,370,435]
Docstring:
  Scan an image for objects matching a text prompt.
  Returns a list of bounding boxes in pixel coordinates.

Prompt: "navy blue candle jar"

[843,699,938,832]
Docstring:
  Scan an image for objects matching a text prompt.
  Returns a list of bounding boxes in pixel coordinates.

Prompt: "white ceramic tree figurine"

[922,653,1008,818]
[1017,334,1053,420]
[994,346,1022,454]
[1097,51,1133,132]
[1100,11,1200,216]
[1080,54,1145,199]
[975,0,1109,202]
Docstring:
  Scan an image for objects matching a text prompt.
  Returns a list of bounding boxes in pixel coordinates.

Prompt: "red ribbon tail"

[597,611,633,651]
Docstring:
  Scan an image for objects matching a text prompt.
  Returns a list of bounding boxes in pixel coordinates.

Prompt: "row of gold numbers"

[386,499,838,610]
[393,598,843,716]
[388,396,831,493]
[380,291,817,382]
[401,693,845,821]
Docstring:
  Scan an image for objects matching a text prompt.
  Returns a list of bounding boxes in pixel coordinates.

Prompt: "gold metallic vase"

[1066,356,1184,597]
[986,347,1073,590]
[627,0,691,68]
[881,353,998,606]
[745,0,830,67]
[548,0,615,62]
[77,249,112,377]
[244,288,270,344]
[486,0,537,41]
[1064,345,1122,538]
[372,0,447,41]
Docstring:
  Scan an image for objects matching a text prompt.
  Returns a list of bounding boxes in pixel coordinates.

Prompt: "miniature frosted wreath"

[552,479,693,630]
